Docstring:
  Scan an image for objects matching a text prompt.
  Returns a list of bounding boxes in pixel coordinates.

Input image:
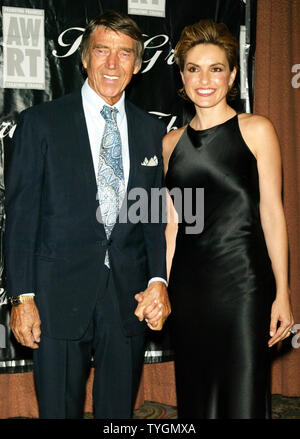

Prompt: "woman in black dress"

[163,20,294,419]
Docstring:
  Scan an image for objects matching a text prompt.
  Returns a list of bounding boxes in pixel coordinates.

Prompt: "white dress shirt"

[81,78,130,188]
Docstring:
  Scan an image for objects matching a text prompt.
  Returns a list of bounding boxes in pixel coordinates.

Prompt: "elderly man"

[5,10,170,419]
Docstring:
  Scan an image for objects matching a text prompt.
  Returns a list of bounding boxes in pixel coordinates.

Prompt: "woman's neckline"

[188,113,238,133]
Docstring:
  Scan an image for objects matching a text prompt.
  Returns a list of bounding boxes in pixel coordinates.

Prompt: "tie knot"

[101,105,118,122]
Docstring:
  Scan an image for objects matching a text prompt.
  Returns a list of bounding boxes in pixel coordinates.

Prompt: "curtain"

[254,0,300,395]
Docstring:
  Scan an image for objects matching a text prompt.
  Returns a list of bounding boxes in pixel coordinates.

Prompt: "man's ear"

[133,61,141,75]
[82,55,88,70]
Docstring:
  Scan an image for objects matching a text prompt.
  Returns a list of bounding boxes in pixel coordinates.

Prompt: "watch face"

[10,296,21,306]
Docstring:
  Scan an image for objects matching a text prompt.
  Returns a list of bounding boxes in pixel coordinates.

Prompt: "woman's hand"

[268,293,294,347]
[134,281,171,330]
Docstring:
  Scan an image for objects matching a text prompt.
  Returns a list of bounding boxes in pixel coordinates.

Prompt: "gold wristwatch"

[9,295,34,306]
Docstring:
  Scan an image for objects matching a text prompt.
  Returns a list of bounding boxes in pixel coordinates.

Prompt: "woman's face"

[181,43,236,109]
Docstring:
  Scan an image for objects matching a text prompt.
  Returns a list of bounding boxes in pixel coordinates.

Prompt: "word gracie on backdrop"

[149,111,178,132]
[52,28,175,73]
[96,187,205,235]
[0,120,17,140]
[291,64,300,88]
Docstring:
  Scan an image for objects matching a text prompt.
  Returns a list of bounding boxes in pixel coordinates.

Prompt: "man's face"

[82,26,140,105]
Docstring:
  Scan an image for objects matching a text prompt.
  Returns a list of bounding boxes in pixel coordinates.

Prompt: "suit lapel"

[124,100,137,197]
[71,92,105,237]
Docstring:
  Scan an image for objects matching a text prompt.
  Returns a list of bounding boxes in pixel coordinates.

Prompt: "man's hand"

[134,281,171,330]
[10,299,41,349]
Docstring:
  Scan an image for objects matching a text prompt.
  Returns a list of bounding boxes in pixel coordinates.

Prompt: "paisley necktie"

[97,105,125,267]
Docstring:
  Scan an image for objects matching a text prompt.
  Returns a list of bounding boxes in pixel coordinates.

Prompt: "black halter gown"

[165,114,275,419]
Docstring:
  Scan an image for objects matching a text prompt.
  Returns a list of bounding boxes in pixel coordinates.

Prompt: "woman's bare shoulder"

[238,113,275,133]
[162,125,187,172]
[163,125,187,155]
[237,113,279,158]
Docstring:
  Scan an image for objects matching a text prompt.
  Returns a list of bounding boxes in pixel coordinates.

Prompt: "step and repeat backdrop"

[0,0,256,373]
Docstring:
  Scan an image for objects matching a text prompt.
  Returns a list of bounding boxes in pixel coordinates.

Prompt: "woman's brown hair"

[174,19,239,101]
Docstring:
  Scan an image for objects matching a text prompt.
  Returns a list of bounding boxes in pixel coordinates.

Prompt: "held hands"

[10,299,41,349]
[134,281,171,330]
[268,292,294,347]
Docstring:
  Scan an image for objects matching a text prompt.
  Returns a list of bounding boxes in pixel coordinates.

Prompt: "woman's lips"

[196,88,216,97]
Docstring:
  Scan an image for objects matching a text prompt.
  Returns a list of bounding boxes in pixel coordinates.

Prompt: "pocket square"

[141,155,158,166]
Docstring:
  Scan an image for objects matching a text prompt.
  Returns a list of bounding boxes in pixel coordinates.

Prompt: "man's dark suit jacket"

[4,91,167,340]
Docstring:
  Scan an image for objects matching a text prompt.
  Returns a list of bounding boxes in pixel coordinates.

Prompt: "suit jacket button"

[107,238,112,246]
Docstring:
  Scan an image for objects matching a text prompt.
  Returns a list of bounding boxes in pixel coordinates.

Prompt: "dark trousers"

[33,270,146,419]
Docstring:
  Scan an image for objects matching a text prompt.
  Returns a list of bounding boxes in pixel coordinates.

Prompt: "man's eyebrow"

[93,44,134,53]
[93,44,108,48]
[119,47,135,53]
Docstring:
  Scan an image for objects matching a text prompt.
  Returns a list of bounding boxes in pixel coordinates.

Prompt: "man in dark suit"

[4,11,170,419]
